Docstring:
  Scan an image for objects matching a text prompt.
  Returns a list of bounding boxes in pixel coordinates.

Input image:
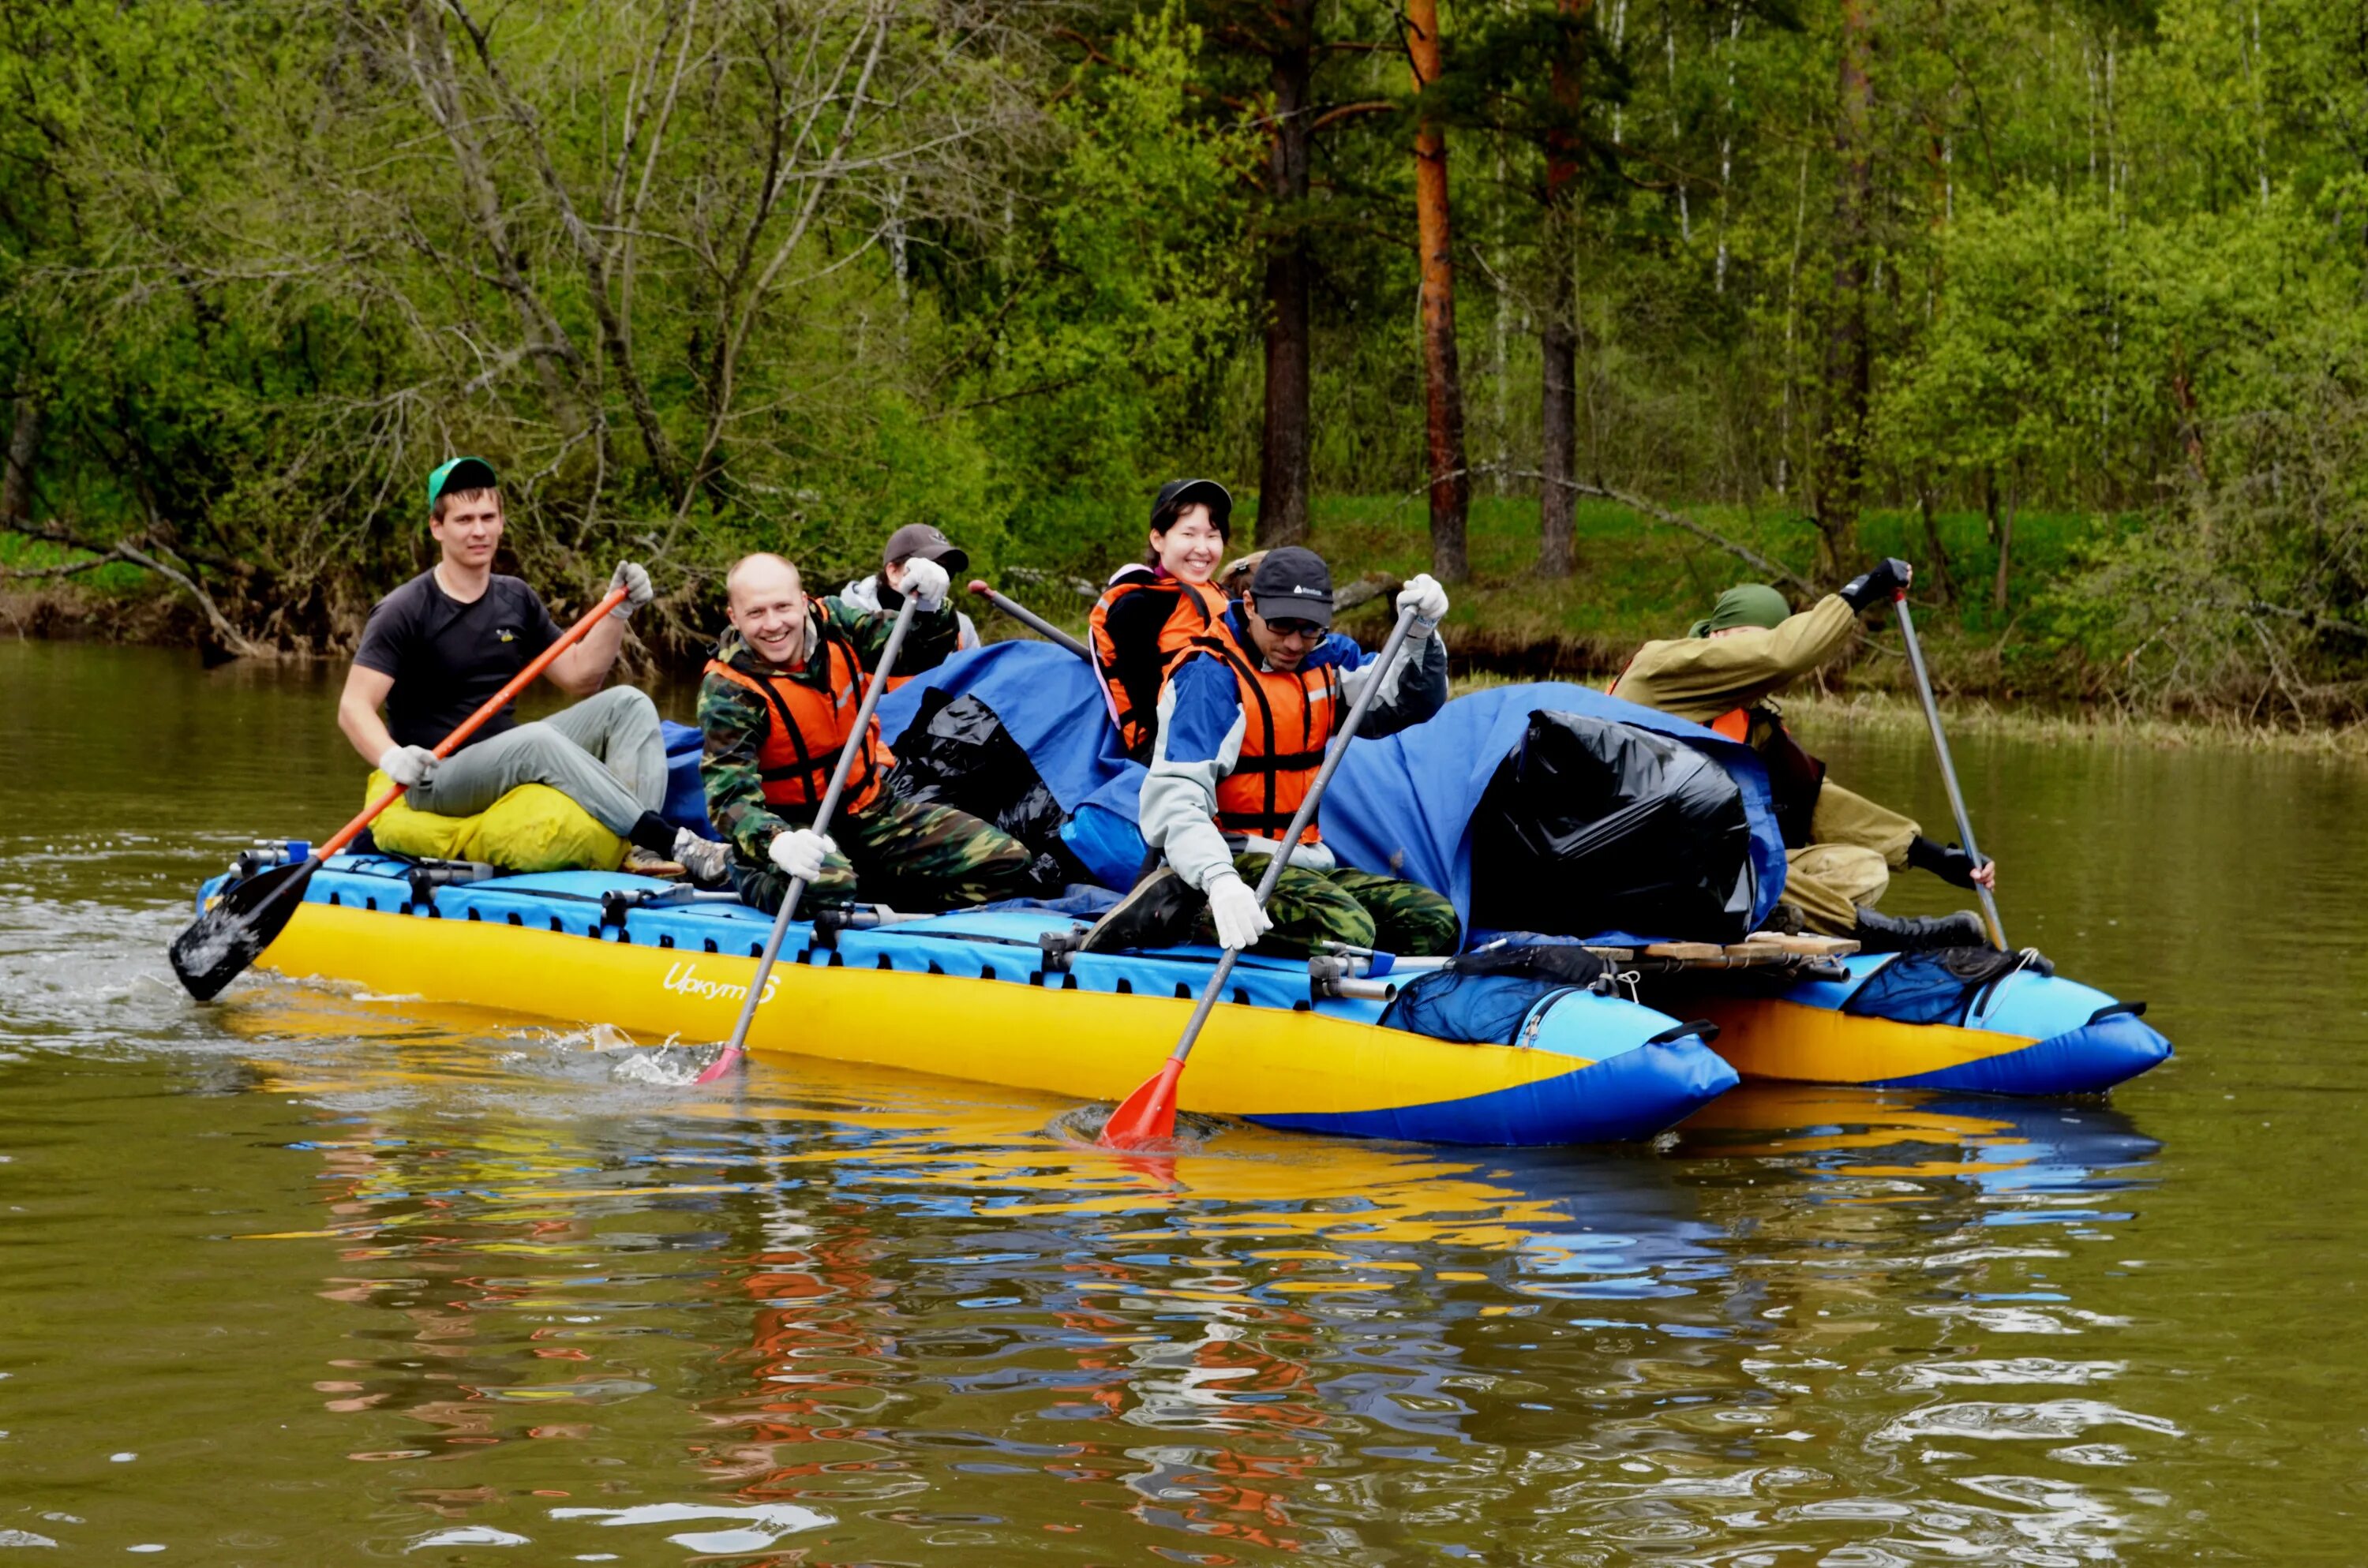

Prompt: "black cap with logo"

[1246,545,1333,630]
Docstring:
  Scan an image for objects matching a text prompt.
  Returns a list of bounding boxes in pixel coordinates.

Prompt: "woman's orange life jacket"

[1169,626,1343,846]
[1090,573,1227,760]
[703,627,892,819]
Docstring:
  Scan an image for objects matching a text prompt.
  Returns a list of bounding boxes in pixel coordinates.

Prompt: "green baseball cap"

[427,455,500,511]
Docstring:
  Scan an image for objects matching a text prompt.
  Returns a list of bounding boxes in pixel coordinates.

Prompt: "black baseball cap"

[1247,546,1333,629]
[1150,478,1233,537]
[882,523,969,574]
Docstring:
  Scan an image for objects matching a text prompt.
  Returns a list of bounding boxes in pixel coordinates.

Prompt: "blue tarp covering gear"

[1841,946,2029,1026]
[852,642,1788,944]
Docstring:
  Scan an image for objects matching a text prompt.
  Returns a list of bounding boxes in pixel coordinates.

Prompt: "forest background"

[5,0,2368,723]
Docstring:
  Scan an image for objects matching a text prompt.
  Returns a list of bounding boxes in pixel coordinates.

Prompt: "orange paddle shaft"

[316,583,631,860]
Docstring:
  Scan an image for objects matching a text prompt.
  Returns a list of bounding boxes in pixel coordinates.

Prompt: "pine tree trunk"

[1256,0,1317,549]
[1538,0,1591,578]
[1819,0,1875,586]
[1407,0,1470,584]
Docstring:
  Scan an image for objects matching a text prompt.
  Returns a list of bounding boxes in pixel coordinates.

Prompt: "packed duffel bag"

[362,772,626,874]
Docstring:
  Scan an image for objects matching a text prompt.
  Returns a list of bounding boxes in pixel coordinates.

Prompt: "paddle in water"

[1892,586,2007,949]
[691,591,923,1085]
[168,585,632,1001]
[1099,604,1424,1151]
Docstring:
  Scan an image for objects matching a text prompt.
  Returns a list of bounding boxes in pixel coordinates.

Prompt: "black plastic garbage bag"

[886,687,1070,853]
[1468,709,1759,941]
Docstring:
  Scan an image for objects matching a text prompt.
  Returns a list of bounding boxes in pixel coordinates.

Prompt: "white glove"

[1397,572,1448,633]
[900,556,950,612]
[1204,870,1272,952]
[608,560,654,617]
[768,827,836,883]
[377,744,439,788]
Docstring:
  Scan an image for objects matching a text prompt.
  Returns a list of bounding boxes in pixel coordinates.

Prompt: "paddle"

[1891,587,2007,949]
[169,584,632,1001]
[966,579,1091,660]
[1099,603,1425,1151]
[691,591,922,1086]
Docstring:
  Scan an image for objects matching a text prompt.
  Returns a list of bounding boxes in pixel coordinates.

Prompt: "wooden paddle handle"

[317,583,634,862]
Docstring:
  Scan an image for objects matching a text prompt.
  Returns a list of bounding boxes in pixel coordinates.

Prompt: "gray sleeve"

[1141,674,1246,893]
[353,588,415,678]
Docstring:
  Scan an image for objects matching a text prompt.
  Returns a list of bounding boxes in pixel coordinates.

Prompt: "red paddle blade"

[691,1046,745,1085]
[1100,1057,1185,1150]
[168,856,320,1001]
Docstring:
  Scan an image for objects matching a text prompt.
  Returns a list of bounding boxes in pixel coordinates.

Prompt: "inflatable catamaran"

[188,646,2168,1144]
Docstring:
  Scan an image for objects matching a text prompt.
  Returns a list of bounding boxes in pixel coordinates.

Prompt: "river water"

[2,638,2361,1563]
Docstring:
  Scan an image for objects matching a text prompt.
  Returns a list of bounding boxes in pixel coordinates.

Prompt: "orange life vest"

[703,628,892,819]
[1170,627,1343,846]
[1090,574,1227,760]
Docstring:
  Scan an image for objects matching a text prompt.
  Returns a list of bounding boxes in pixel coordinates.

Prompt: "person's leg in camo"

[1183,852,1374,956]
[729,793,1039,915]
[1325,865,1460,956]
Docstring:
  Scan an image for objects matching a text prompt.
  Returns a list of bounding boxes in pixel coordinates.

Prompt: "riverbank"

[21,488,2361,749]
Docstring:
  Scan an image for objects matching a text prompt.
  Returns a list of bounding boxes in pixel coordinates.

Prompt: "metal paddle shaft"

[966,580,1091,659]
[169,583,632,1001]
[700,592,924,1081]
[1100,605,1425,1148]
[1892,592,2007,949]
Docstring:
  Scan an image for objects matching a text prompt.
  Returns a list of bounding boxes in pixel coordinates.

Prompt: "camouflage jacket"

[697,596,959,864]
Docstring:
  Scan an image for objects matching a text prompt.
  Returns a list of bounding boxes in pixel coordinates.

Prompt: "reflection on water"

[4,638,2365,1560]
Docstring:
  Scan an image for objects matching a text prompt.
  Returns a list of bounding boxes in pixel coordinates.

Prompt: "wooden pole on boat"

[1100,604,1424,1151]
[695,592,923,1085]
[167,585,632,1001]
[1892,589,2007,949]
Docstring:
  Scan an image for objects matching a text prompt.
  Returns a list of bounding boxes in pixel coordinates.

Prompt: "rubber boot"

[1081,866,1205,952]
[1851,906,1990,953]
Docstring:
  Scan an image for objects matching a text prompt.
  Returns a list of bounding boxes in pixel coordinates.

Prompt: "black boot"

[1852,906,1990,953]
[1081,867,1205,952]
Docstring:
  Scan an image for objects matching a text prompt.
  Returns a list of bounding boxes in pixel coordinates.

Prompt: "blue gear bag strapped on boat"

[660,719,722,840]
[873,645,1788,945]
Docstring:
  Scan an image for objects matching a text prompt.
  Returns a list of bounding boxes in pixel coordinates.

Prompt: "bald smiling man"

[695,552,1060,914]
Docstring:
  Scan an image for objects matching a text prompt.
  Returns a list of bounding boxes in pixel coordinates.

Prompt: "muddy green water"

[2,638,2362,1564]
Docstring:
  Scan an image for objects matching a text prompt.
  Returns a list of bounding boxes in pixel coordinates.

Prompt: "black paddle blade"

[168,857,320,1001]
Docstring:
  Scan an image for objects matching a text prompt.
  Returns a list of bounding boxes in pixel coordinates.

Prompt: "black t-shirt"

[354,571,563,750]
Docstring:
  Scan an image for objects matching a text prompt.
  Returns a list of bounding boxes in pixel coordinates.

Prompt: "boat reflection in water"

[222,978,2168,1562]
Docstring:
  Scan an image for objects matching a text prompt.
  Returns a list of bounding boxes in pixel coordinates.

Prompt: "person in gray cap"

[839,523,980,681]
[1085,545,1460,956]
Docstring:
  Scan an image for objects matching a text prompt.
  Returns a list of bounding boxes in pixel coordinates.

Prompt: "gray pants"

[405,687,666,836]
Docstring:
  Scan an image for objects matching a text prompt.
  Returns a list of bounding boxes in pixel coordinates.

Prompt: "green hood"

[1689,584,1791,638]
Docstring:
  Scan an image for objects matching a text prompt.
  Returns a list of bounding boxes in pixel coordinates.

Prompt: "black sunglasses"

[1267,617,1326,640]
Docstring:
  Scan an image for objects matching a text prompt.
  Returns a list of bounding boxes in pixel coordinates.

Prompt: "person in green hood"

[1610,560,1997,951]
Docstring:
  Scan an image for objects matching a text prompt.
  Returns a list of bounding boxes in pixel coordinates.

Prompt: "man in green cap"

[334,456,729,881]
[1611,559,1997,950]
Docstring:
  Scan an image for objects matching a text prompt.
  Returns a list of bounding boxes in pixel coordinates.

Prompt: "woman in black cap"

[1088,479,1234,762]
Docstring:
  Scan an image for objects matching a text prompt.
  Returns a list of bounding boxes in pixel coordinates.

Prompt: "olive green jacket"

[1609,594,1858,723]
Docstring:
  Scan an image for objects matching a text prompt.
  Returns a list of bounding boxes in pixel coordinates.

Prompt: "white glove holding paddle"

[1204,870,1272,952]
[900,556,950,612]
[608,561,654,619]
[377,744,440,788]
[769,827,836,883]
[1397,572,1449,634]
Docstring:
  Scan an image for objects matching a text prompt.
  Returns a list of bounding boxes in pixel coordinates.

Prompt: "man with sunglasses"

[1086,546,1460,957]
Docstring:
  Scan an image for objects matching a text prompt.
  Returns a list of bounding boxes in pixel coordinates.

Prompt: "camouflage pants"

[730,791,1040,914]
[1192,851,1462,958]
